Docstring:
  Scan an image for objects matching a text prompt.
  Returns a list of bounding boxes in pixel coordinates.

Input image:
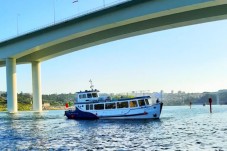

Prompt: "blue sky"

[1,0,227,94]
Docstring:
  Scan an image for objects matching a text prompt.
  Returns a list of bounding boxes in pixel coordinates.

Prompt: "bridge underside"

[1,1,227,66]
[15,4,227,64]
[1,0,227,112]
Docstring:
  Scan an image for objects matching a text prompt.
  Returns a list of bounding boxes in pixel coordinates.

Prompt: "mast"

[89,79,94,90]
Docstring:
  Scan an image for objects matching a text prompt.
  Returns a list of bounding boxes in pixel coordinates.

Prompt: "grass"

[0,102,7,111]
[0,102,64,111]
[0,102,32,111]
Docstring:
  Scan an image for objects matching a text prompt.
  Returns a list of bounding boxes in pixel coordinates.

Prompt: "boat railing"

[66,106,76,111]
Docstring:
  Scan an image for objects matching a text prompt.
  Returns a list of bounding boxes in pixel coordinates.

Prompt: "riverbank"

[0,103,65,111]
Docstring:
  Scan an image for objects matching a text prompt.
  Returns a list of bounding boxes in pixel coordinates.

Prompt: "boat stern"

[65,108,99,120]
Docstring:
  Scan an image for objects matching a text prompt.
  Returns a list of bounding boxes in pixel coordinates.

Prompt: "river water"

[0,105,227,151]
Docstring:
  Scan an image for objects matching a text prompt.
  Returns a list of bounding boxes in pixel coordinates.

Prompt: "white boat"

[65,82,163,120]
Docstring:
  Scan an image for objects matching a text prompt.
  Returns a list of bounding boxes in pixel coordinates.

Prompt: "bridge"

[1,0,227,113]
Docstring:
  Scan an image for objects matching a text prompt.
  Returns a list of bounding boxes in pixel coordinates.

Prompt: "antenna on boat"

[89,79,94,90]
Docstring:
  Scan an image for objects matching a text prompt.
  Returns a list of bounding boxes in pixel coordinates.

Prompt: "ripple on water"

[1,106,227,150]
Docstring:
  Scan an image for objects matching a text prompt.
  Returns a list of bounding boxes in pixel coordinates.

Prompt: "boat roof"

[76,89,100,94]
[75,95,151,104]
[118,96,150,101]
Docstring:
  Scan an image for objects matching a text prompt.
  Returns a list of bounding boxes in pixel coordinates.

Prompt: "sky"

[1,0,227,94]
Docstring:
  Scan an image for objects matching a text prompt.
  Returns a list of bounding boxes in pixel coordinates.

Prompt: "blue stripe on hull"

[65,107,98,120]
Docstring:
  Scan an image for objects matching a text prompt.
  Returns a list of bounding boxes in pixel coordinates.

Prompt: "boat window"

[145,99,149,105]
[92,93,98,98]
[79,94,87,99]
[105,103,116,109]
[90,104,93,110]
[117,101,129,108]
[87,93,92,98]
[138,99,145,106]
[79,94,86,99]
[129,101,138,108]
[86,104,89,110]
[94,104,104,110]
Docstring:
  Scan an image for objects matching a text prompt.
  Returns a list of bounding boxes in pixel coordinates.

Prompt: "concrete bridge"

[1,0,227,113]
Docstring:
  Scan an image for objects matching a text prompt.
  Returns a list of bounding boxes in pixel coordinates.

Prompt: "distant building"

[218,89,227,93]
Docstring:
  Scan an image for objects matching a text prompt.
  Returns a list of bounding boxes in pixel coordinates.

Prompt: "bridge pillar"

[6,58,18,113]
[32,61,42,112]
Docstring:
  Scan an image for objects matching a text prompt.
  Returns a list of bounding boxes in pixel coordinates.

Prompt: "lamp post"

[53,0,56,23]
[72,0,79,15]
[17,14,20,35]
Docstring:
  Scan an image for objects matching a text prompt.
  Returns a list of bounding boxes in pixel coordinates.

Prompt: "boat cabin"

[75,89,152,111]
[76,89,99,103]
[83,97,151,111]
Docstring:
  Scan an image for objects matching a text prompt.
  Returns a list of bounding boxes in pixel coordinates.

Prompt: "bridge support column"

[32,61,42,112]
[6,58,18,113]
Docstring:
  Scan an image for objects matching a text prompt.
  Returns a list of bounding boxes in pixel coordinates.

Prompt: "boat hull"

[65,108,99,120]
[65,102,163,120]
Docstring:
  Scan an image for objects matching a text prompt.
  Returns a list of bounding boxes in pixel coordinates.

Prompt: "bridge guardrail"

[0,0,131,43]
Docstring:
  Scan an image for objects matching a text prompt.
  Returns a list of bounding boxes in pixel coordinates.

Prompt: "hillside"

[1,91,227,111]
